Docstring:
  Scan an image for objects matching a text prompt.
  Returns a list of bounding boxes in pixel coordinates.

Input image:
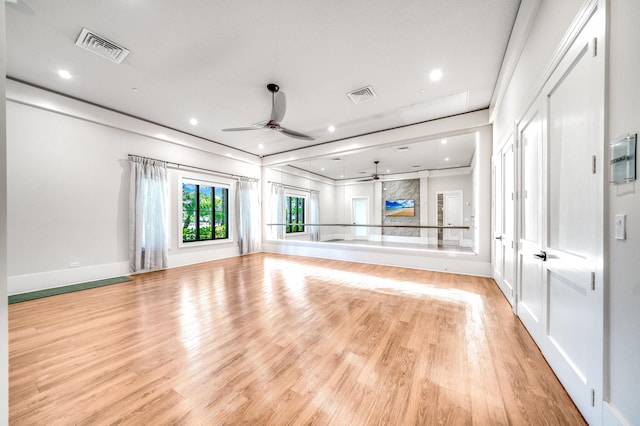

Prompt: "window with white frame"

[285,194,306,233]
[181,177,230,243]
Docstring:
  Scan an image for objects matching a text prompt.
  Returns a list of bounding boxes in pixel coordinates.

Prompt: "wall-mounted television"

[385,199,415,217]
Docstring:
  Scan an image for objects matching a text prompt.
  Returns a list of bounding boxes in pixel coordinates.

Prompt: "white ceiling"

[5,0,520,164]
[285,132,478,181]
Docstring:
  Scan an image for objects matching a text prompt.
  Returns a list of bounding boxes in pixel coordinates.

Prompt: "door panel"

[515,11,604,424]
[493,139,515,306]
[352,198,368,239]
[542,34,602,420]
[518,109,544,331]
[548,270,588,382]
[502,143,515,304]
[443,191,462,242]
[492,157,503,284]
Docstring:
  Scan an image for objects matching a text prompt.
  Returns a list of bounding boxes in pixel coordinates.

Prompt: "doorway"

[436,190,463,246]
[351,197,369,240]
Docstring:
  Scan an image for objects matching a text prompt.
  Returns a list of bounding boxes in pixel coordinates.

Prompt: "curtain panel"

[128,156,169,273]
[309,191,320,241]
[269,183,285,240]
[236,177,261,255]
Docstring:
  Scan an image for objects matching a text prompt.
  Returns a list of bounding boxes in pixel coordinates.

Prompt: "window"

[182,180,229,242]
[286,195,305,233]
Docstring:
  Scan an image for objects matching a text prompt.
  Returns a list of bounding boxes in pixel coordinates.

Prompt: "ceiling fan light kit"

[222,83,314,141]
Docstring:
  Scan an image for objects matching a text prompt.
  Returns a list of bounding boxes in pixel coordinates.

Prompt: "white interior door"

[493,138,515,306]
[492,154,504,286]
[441,191,462,242]
[517,106,545,336]
[352,197,368,240]
[516,13,604,424]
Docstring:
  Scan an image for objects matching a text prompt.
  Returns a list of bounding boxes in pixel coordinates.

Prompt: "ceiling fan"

[222,83,314,141]
[359,160,382,181]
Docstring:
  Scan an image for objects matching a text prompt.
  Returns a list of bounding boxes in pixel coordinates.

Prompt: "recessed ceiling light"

[340,175,344,178]
[258,144,264,149]
[58,70,72,79]
[328,125,336,132]
[441,139,447,144]
[430,69,443,81]
[444,157,450,161]
[321,168,325,171]
[189,118,198,126]
[386,169,390,173]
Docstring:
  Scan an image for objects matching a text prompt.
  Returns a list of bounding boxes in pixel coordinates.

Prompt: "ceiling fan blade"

[278,127,314,141]
[270,91,286,123]
[6,0,35,16]
[221,126,263,132]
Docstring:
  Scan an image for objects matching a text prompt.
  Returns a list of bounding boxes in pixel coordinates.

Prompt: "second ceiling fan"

[359,160,382,182]
[222,83,314,141]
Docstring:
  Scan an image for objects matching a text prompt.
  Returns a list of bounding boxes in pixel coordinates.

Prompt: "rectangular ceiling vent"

[395,146,410,152]
[347,86,377,105]
[75,28,130,64]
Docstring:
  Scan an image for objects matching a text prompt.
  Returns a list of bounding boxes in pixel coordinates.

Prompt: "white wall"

[6,88,261,295]
[493,0,586,146]
[606,0,640,424]
[1,2,9,422]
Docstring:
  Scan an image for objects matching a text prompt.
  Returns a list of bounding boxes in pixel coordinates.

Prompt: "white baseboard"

[8,246,241,296]
[603,402,631,426]
[167,246,240,268]
[8,261,130,295]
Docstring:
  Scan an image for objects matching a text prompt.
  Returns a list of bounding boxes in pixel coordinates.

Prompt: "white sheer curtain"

[236,177,261,255]
[269,183,285,239]
[309,190,320,241]
[128,156,168,273]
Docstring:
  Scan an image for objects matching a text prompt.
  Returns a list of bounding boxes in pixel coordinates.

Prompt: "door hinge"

[591,272,596,291]
[590,388,595,406]
[592,155,597,174]
[592,37,598,57]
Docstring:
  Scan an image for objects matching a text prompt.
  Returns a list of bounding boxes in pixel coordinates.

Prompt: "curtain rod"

[128,154,258,182]
[268,181,320,193]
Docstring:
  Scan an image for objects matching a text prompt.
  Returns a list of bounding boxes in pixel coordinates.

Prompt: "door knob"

[495,236,503,240]
[533,251,547,261]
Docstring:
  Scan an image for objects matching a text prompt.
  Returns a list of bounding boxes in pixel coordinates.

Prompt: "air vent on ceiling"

[395,146,410,152]
[75,28,130,64]
[346,86,377,104]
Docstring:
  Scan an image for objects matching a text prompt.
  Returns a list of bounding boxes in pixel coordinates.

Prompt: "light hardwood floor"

[9,253,586,425]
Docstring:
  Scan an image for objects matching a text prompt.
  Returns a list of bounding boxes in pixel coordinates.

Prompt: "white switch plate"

[615,214,626,240]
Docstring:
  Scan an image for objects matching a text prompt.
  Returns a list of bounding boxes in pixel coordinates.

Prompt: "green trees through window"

[182,182,228,242]
[286,196,305,233]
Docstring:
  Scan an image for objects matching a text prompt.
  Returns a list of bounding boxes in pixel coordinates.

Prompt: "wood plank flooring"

[9,253,586,425]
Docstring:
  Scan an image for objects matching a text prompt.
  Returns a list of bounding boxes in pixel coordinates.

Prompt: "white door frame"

[436,190,463,243]
[351,197,369,240]
[492,135,516,307]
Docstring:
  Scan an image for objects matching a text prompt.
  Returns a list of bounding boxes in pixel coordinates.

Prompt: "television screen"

[385,199,415,217]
